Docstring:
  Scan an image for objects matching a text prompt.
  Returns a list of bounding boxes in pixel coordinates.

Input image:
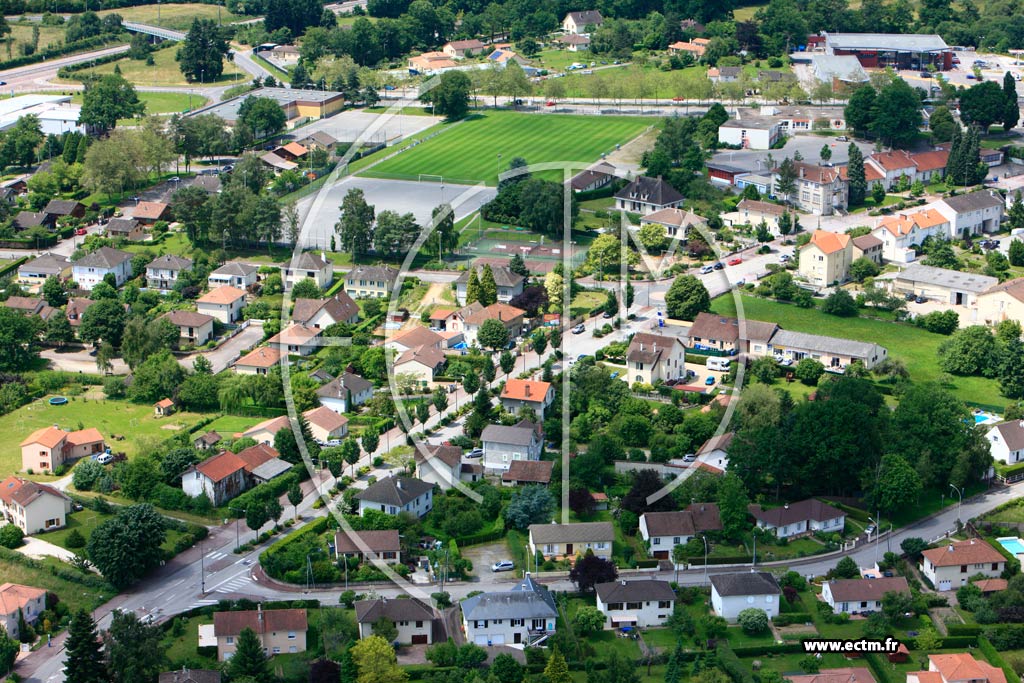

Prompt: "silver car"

[492,560,514,572]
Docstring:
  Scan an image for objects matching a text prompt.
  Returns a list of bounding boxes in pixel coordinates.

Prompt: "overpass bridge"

[122,21,185,41]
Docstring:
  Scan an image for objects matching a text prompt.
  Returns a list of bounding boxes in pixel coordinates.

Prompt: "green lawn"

[97,3,249,29]
[1,393,205,477]
[68,44,245,87]
[710,294,1002,407]
[753,652,850,675]
[0,553,113,616]
[7,23,66,52]
[360,111,654,185]
[41,508,188,553]
[202,415,261,437]
[162,614,217,668]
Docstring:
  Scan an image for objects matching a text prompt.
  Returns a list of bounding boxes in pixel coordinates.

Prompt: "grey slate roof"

[455,265,525,288]
[892,263,997,294]
[596,579,676,603]
[356,598,435,624]
[461,575,557,621]
[74,247,132,269]
[710,571,781,597]
[315,371,373,399]
[105,218,140,235]
[210,262,257,277]
[289,252,329,270]
[826,577,910,603]
[148,254,194,271]
[528,521,614,544]
[614,176,684,207]
[748,498,845,527]
[481,422,537,447]
[355,476,433,506]
[19,253,68,276]
[940,190,1005,214]
[43,199,82,216]
[346,265,398,284]
[768,329,882,359]
[824,32,949,52]
[250,458,292,481]
[991,421,1024,452]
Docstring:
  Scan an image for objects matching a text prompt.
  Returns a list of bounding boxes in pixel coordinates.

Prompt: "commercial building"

[190,88,345,125]
[0,95,83,135]
[879,263,997,306]
[822,32,953,71]
[717,115,785,150]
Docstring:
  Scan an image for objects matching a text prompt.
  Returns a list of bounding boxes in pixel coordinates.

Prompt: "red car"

[546,100,556,106]
[728,257,742,266]
[75,228,87,236]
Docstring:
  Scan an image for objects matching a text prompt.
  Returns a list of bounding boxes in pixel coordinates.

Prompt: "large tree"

[0,307,41,372]
[86,504,166,589]
[350,635,407,683]
[847,143,867,206]
[227,627,271,680]
[238,96,287,139]
[64,610,107,683]
[869,454,922,516]
[373,210,418,258]
[2,114,44,168]
[569,549,618,592]
[423,70,471,120]
[960,80,1007,131]
[177,18,231,83]
[104,610,167,683]
[337,188,375,256]
[844,84,876,136]
[79,74,144,135]
[870,77,922,148]
[665,275,710,320]
[1004,71,1021,131]
[477,318,510,350]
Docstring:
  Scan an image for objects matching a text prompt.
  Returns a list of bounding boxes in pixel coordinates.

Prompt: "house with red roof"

[19,426,106,473]
[908,653,1007,683]
[212,607,307,661]
[182,444,290,505]
[798,229,853,287]
[0,476,72,534]
[500,379,554,419]
[0,583,47,640]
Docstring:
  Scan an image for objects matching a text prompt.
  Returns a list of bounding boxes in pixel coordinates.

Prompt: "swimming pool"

[998,537,1024,556]
[973,411,1001,426]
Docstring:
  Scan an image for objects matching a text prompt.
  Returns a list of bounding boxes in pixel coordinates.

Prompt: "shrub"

[0,524,24,549]
[738,608,769,635]
[64,529,86,549]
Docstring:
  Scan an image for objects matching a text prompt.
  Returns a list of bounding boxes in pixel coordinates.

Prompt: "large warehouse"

[822,32,953,71]
[189,87,345,125]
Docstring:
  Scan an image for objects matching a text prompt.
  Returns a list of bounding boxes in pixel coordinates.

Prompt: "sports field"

[359,111,655,185]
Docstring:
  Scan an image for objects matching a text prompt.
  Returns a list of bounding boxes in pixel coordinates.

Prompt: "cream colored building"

[212,607,307,661]
[528,521,614,560]
[0,583,47,640]
[196,286,246,324]
[920,539,1005,591]
[624,332,687,385]
[0,476,72,534]
[19,426,106,473]
[799,230,852,288]
[978,278,1024,326]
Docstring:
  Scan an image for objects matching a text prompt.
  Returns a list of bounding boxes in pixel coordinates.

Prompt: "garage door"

[412,635,428,644]
[490,635,505,645]
[938,580,952,591]
[474,636,489,645]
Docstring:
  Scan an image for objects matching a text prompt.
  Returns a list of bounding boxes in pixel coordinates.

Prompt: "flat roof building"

[189,87,346,124]
[823,32,952,71]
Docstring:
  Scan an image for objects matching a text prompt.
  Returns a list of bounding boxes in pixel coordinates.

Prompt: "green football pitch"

[359,111,656,186]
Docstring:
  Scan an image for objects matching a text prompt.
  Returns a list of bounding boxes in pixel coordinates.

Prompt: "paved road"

[233,48,278,82]
[2,44,129,93]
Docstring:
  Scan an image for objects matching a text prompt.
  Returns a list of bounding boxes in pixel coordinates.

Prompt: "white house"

[266,324,323,356]
[481,420,543,472]
[384,326,445,355]
[71,247,132,291]
[821,577,910,615]
[499,379,555,419]
[871,208,952,263]
[355,476,434,517]
[0,476,71,534]
[920,539,1006,591]
[933,190,1004,238]
[748,499,846,539]
[283,252,333,291]
[161,310,215,346]
[639,504,723,559]
[454,265,525,305]
[614,176,684,215]
[394,346,446,387]
[208,262,258,290]
[315,371,374,413]
[355,598,436,644]
[624,332,688,386]
[528,521,614,560]
[718,115,784,150]
[196,286,247,324]
[562,9,602,34]
[233,346,281,375]
[709,572,781,622]
[595,579,676,629]
[0,583,47,641]
[414,444,478,491]
[461,575,557,647]
[146,255,193,291]
[303,406,349,443]
[987,420,1024,464]
[638,208,706,243]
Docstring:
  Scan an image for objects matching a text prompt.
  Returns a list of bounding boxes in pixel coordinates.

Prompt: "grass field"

[64,90,208,117]
[7,23,66,52]
[97,4,249,30]
[0,552,113,615]
[42,508,188,554]
[710,294,1002,407]
[0,393,204,477]
[202,414,261,436]
[70,44,245,87]
[360,111,655,185]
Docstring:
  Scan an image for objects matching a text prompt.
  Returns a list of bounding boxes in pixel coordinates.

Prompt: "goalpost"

[417,174,444,184]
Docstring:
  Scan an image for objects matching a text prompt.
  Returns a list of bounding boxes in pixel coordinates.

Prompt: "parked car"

[571,323,586,334]
[467,448,484,458]
[836,135,848,141]
[602,310,614,318]
[700,264,714,274]
[780,254,791,262]
[546,100,555,106]
[75,228,87,236]
[914,296,926,304]
[682,453,697,463]
[864,525,876,535]
[97,453,114,465]
[492,560,515,572]
[919,71,932,78]
[705,376,715,385]
[728,257,742,266]
[712,262,724,270]
[905,292,917,301]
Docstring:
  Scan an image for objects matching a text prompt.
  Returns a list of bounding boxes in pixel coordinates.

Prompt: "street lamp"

[950,483,964,524]
[701,535,708,587]
[867,516,880,567]
[199,538,206,594]
[229,507,246,549]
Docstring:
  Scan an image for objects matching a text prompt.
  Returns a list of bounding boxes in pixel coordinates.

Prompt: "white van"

[699,264,714,275]
[707,357,732,371]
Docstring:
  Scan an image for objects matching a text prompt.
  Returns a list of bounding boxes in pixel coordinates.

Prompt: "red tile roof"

[922,539,1005,567]
[198,286,246,305]
[0,583,46,617]
[235,346,281,368]
[500,379,551,403]
[196,451,248,483]
[213,608,307,636]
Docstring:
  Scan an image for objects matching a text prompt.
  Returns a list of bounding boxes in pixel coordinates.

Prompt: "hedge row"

[259,516,330,579]
[937,635,979,648]
[864,653,897,683]
[772,612,813,626]
[0,256,28,279]
[979,636,1023,683]
[689,555,753,565]
[456,528,506,547]
[229,470,301,518]
[1,33,124,71]
[730,642,804,657]
[822,500,871,523]
[947,624,983,636]
[718,644,755,683]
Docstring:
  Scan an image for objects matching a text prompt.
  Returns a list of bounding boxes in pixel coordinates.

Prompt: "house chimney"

[498,310,503,321]
[525,383,531,397]
[258,603,263,625]
[948,544,954,552]
[799,167,806,179]
[396,479,403,490]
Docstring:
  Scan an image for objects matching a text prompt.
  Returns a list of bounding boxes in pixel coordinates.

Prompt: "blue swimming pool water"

[998,537,1024,555]
[975,415,988,424]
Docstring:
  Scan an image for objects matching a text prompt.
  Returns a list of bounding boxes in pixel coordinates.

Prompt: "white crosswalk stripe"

[215,577,253,593]
[205,551,227,561]
[186,599,219,610]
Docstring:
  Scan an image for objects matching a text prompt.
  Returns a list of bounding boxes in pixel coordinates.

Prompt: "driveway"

[461,541,514,575]
[17,537,77,564]
[41,347,130,375]
[180,321,264,374]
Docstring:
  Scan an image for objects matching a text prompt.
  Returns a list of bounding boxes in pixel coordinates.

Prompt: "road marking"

[206,551,226,561]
